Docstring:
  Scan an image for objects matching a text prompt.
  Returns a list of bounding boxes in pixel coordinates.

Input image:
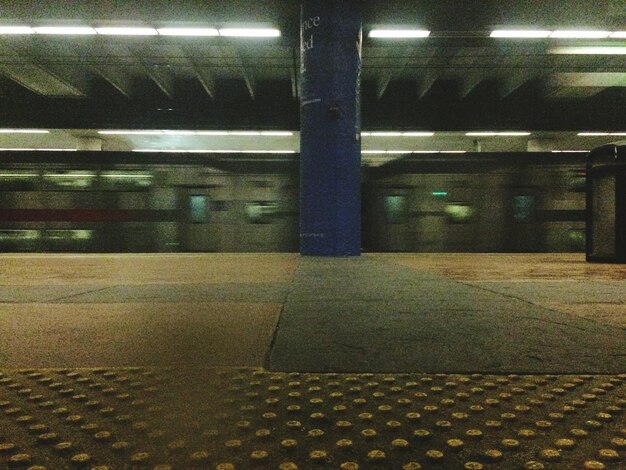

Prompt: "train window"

[101,171,153,190]
[0,229,39,250]
[566,171,587,192]
[45,230,93,241]
[384,195,407,224]
[444,203,474,224]
[568,229,586,251]
[0,171,39,190]
[513,195,535,222]
[44,171,96,190]
[245,202,278,224]
[189,195,208,224]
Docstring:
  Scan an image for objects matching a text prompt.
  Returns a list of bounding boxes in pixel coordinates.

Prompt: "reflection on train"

[0,151,586,253]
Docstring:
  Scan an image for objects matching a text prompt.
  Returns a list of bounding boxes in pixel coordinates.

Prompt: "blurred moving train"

[0,150,587,253]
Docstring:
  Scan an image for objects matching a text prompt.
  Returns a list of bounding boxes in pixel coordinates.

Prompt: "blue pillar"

[299,0,362,256]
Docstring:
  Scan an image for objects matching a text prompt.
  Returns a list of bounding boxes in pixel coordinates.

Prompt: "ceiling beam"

[91,65,134,98]
[233,50,256,100]
[0,40,86,97]
[180,45,215,100]
[417,72,438,99]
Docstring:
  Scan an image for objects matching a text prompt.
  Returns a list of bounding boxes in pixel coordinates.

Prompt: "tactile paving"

[1,368,625,469]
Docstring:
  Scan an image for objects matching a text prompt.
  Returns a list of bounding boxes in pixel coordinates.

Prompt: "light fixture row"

[97,130,293,136]
[0,26,280,37]
[578,132,626,136]
[491,30,626,39]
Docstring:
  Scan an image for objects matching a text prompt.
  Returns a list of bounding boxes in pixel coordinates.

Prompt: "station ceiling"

[0,0,624,151]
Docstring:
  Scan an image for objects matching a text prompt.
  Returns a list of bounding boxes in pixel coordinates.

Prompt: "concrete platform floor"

[0,253,625,468]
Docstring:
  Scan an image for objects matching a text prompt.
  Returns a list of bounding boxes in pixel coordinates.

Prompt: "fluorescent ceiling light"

[578,132,609,136]
[402,132,435,137]
[369,30,430,38]
[0,148,77,151]
[260,131,293,136]
[195,131,229,136]
[361,150,387,154]
[98,130,163,135]
[550,46,626,54]
[466,131,530,136]
[611,31,626,38]
[228,131,262,136]
[0,26,35,35]
[0,129,49,134]
[490,30,551,38]
[550,30,611,38]
[157,28,219,36]
[369,132,402,137]
[34,26,97,35]
[551,150,589,153]
[611,132,626,136]
[219,28,280,37]
[133,149,294,154]
[163,130,197,136]
[95,27,158,36]
[440,150,468,153]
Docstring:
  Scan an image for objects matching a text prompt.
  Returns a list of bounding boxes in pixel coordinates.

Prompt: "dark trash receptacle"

[586,144,626,263]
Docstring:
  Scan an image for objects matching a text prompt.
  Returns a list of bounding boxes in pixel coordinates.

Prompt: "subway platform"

[0,253,624,469]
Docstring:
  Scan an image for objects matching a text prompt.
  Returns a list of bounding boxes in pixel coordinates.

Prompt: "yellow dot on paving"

[402,463,421,470]
[94,431,112,440]
[426,449,444,460]
[446,439,464,450]
[554,438,575,449]
[216,464,236,470]
[280,439,298,449]
[130,452,149,463]
[583,461,606,470]
[570,428,589,437]
[387,420,402,428]
[485,420,502,428]
[598,449,620,461]
[392,439,410,449]
[278,463,298,470]
[596,412,612,421]
[340,462,359,470]
[250,450,269,460]
[190,451,210,461]
[336,420,353,428]
[308,429,324,438]
[111,441,129,451]
[255,429,271,438]
[361,428,377,438]
[539,449,560,461]
[309,450,328,461]
[466,429,483,439]
[405,412,421,420]
[224,440,242,449]
[585,420,603,429]
[501,439,520,449]
[358,412,373,420]
[436,420,452,429]
[464,463,483,470]
[518,429,536,439]
[70,453,91,463]
[9,454,31,464]
[611,437,626,448]
[367,450,386,460]
[262,412,277,419]
[484,449,503,461]
[336,439,353,449]
[535,420,552,429]
[452,412,469,420]
[413,429,431,439]
[524,461,545,469]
